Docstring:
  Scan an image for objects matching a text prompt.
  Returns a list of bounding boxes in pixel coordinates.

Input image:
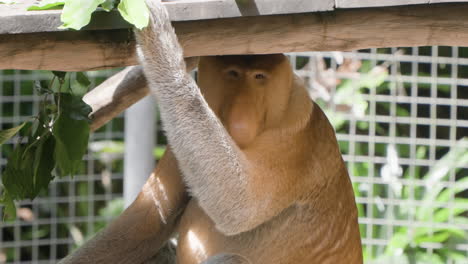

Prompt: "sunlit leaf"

[118,0,149,30]
[0,122,26,145]
[60,0,106,30]
[27,0,64,10]
[436,177,468,204]
[101,0,116,11]
[434,208,464,224]
[384,232,410,256]
[415,231,451,244]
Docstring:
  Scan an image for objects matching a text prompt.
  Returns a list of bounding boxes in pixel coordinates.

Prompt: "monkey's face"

[197,55,294,148]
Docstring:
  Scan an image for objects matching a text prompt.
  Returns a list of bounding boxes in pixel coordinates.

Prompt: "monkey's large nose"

[225,97,259,148]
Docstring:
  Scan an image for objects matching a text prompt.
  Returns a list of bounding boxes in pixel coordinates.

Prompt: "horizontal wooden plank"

[3,3,468,71]
[0,30,136,71]
[0,0,334,34]
[335,0,468,8]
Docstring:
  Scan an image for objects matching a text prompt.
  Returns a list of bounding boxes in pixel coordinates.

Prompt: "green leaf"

[98,198,124,217]
[433,198,468,223]
[76,72,91,88]
[417,138,468,220]
[27,0,64,10]
[101,0,116,11]
[57,93,92,121]
[0,0,16,4]
[90,140,124,154]
[60,0,106,30]
[1,122,56,201]
[50,73,71,93]
[0,190,16,220]
[454,216,468,225]
[0,122,26,145]
[414,231,451,244]
[34,80,53,95]
[360,66,389,89]
[436,177,468,204]
[414,252,444,264]
[438,249,467,262]
[153,146,166,159]
[71,72,91,95]
[52,71,67,80]
[414,226,465,243]
[2,144,35,200]
[53,94,91,176]
[118,0,149,30]
[32,134,56,195]
[384,232,410,256]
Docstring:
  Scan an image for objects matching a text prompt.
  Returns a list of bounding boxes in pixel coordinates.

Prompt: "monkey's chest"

[176,199,314,264]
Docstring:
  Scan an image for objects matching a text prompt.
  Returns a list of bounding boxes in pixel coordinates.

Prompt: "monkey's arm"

[59,149,188,264]
[135,0,305,235]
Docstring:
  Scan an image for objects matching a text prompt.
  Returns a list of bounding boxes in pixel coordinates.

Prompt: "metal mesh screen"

[1,47,467,263]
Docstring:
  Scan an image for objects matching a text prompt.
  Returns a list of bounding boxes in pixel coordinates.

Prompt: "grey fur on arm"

[134,0,260,235]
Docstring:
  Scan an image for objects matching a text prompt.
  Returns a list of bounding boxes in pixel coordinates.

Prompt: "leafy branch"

[0,72,92,220]
[27,0,149,30]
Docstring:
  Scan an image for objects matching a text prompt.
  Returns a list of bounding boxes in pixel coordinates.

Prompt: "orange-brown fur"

[60,1,362,263]
[175,56,362,264]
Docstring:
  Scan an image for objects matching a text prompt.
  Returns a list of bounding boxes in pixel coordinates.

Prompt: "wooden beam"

[86,66,146,131]
[87,57,199,131]
[335,0,468,8]
[3,3,468,71]
[0,0,334,34]
[0,30,136,71]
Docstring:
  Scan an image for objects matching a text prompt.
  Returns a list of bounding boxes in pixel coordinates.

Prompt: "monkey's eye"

[227,70,240,79]
[254,73,266,80]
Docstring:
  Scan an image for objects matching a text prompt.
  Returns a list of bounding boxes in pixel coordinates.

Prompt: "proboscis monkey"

[60,0,363,263]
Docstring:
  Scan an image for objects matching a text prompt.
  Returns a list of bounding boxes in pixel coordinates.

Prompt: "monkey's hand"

[135,0,188,88]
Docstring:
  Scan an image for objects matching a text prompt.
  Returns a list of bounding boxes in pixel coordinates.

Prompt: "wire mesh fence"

[1,46,467,263]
